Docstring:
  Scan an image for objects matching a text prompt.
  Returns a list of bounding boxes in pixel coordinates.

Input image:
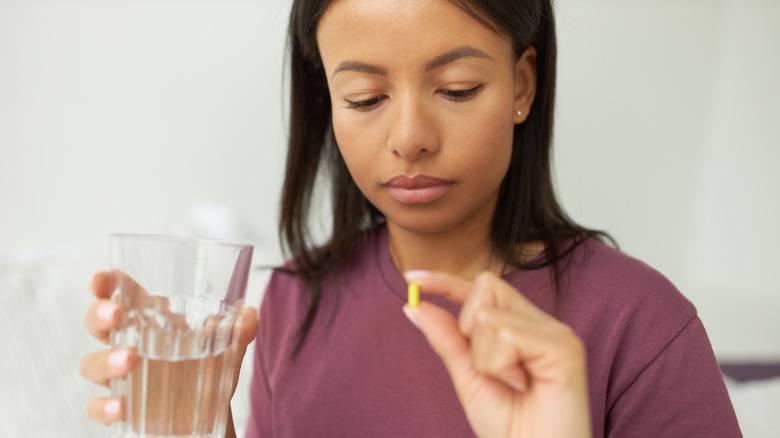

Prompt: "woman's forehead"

[316,0,512,71]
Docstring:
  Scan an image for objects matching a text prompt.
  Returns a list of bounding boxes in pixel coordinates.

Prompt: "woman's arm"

[606,315,741,436]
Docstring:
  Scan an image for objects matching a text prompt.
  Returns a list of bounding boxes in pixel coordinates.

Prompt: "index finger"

[459,272,549,334]
[90,269,147,300]
[90,271,118,299]
[402,271,473,305]
[403,271,540,314]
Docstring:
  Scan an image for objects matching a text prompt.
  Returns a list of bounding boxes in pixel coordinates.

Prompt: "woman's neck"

[386,221,505,281]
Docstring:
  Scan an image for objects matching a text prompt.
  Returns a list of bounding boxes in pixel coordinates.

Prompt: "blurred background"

[1,0,778,436]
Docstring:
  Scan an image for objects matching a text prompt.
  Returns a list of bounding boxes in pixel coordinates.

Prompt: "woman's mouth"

[383,175,454,204]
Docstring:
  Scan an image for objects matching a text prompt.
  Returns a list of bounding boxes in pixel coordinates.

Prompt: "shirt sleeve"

[606,315,742,436]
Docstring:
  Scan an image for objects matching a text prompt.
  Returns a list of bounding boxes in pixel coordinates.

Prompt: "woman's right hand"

[79,270,259,429]
[79,270,131,424]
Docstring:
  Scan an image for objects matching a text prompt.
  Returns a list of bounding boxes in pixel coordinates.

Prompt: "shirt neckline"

[372,224,536,311]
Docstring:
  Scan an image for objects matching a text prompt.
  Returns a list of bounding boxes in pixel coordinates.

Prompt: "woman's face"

[317,0,536,236]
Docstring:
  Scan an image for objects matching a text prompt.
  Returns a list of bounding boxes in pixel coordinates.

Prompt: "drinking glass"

[108,234,253,438]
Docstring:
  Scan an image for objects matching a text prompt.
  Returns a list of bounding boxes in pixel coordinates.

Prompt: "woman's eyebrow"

[332,61,387,79]
[425,46,493,71]
[330,46,493,79]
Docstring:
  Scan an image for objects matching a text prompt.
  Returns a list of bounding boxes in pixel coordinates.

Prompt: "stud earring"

[516,110,522,117]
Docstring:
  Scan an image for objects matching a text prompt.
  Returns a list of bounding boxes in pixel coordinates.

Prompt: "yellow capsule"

[408,283,420,307]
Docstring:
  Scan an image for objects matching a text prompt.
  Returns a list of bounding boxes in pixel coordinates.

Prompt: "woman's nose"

[386,96,440,161]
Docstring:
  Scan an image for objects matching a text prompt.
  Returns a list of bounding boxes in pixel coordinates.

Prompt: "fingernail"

[108,349,129,368]
[402,306,420,328]
[504,378,527,392]
[104,399,120,416]
[404,270,431,280]
[498,370,528,392]
[97,303,117,322]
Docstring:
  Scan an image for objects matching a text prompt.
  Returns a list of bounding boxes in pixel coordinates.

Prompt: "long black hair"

[280,0,611,352]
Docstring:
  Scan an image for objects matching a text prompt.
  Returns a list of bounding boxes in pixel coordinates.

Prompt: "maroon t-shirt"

[246,226,741,437]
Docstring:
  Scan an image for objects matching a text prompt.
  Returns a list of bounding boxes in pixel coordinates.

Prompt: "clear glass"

[108,234,253,438]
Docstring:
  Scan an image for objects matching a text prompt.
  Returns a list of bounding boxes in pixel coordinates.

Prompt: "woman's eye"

[345,96,387,111]
[439,84,485,102]
[343,84,483,110]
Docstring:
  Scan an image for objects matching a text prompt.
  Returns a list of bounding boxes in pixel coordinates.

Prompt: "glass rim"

[109,233,253,250]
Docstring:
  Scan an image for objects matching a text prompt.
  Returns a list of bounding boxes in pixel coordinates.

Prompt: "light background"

[1,0,778,436]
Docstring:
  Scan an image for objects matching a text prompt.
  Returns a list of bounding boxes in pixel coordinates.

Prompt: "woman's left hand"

[403,271,591,438]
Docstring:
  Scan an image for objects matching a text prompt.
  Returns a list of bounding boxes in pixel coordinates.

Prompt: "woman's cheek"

[457,108,514,169]
[333,124,375,195]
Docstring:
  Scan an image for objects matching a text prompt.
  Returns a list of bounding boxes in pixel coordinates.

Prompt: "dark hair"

[280,0,612,352]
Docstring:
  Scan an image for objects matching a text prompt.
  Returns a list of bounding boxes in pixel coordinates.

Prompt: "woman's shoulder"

[264,225,387,299]
[569,238,693,311]
[563,240,737,434]
[559,237,698,349]
[257,267,310,323]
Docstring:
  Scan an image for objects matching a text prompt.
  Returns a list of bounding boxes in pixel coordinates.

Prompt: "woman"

[81,0,741,436]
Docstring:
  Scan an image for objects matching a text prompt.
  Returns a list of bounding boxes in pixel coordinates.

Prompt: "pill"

[408,283,420,307]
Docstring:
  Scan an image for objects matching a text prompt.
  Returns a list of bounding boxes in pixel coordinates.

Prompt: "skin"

[318,0,537,280]
[81,1,591,437]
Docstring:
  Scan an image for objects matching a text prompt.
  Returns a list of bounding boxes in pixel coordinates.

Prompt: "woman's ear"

[513,47,537,124]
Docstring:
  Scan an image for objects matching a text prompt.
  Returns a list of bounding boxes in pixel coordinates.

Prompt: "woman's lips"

[384,175,454,204]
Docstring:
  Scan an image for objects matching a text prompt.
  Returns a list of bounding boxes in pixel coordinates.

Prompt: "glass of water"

[108,234,253,438]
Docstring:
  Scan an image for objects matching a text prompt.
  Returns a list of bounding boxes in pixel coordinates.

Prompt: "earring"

[516,110,522,117]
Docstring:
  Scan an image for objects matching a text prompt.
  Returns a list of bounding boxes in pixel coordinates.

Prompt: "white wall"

[689,0,780,358]
[554,0,780,360]
[0,0,291,265]
[1,0,778,359]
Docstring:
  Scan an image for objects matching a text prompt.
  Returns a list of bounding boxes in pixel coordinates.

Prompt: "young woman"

[81,0,741,436]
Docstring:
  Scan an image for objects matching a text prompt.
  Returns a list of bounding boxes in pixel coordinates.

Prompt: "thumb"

[234,307,258,368]
[236,306,259,350]
[403,303,474,392]
[231,306,258,390]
